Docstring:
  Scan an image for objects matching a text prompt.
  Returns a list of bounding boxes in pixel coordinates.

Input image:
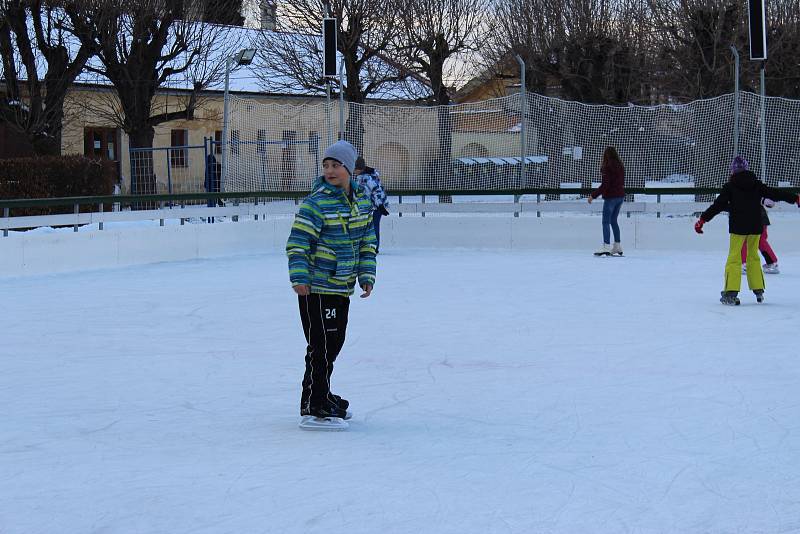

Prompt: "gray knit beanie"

[322,140,357,176]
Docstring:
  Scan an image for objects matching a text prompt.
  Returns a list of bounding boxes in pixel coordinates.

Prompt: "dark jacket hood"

[730,170,758,190]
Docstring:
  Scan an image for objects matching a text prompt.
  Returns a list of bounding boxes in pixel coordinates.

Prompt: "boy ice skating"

[286,140,378,430]
[354,157,389,253]
[694,156,800,305]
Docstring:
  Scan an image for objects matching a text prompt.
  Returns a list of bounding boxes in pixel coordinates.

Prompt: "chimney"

[261,0,277,30]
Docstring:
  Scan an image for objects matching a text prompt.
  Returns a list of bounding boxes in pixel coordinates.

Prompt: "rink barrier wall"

[2,212,800,278]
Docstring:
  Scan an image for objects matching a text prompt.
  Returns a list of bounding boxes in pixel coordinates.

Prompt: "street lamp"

[222,48,258,190]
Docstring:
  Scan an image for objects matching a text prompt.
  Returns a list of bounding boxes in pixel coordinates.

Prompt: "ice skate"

[720,291,740,306]
[594,243,612,257]
[331,394,352,420]
[299,415,349,431]
[299,399,350,430]
[754,289,765,303]
[611,242,624,256]
[302,395,352,420]
[763,263,780,274]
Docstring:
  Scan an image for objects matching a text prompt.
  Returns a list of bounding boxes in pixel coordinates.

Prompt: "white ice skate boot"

[763,263,780,274]
[299,400,350,431]
[611,242,623,256]
[594,243,612,256]
[299,416,348,431]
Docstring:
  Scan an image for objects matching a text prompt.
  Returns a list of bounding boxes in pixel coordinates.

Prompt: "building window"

[282,129,297,149]
[170,129,188,168]
[231,130,240,155]
[214,130,222,154]
[257,129,267,153]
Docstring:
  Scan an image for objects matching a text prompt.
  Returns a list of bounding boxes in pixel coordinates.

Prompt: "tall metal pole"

[760,63,767,182]
[515,55,527,193]
[326,81,333,146]
[323,1,335,146]
[730,45,740,157]
[338,58,345,141]
[221,57,232,191]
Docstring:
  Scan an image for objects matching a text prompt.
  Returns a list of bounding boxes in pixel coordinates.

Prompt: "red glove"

[694,218,705,234]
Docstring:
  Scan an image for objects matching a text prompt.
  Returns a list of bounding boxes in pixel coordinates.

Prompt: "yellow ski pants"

[724,234,765,292]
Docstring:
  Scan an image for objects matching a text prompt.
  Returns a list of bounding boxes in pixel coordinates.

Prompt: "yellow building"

[59,82,337,194]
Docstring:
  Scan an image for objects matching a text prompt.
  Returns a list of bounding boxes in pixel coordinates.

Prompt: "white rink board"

[1,213,799,277]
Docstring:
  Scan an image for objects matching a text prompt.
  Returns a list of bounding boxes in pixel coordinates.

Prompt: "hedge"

[0,156,116,216]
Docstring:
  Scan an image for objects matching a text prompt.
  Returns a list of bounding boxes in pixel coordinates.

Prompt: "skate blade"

[299,415,349,431]
[593,252,611,257]
[344,410,353,420]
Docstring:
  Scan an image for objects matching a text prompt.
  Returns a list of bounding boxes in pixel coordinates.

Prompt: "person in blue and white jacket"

[354,157,389,252]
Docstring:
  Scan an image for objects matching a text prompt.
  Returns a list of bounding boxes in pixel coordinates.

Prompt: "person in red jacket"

[741,199,780,274]
[695,156,800,305]
[588,146,626,256]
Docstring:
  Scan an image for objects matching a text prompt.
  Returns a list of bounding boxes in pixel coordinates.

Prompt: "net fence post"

[730,46,740,157]
[326,82,333,147]
[760,64,767,183]
[338,59,345,140]
[515,55,526,218]
[166,147,173,196]
[222,57,232,196]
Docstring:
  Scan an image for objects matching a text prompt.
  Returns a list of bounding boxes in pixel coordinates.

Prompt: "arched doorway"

[375,142,410,189]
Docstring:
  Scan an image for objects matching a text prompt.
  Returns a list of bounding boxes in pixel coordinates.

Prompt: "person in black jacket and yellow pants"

[695,156,800,305]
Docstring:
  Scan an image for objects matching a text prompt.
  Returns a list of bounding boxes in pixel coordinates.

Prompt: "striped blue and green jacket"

[287,177,377,296]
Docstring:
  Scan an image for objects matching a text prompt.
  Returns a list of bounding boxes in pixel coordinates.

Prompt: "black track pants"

[298,293,350,410]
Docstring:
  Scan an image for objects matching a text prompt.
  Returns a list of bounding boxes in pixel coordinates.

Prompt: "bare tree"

[255,0,421,151]
[67,0,235,194]
[763,0,800,97]
[0,0,95,155]
[394,0,488,195]
[481,0,559,96]
[647,0,742,99]
[481,0,653,195]
[547,0,635,103]
[395,0,487,106]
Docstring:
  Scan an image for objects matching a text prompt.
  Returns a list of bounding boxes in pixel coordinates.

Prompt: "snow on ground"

[2,248,800,534]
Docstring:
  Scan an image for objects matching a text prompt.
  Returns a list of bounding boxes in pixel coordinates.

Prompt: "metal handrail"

[5,187,795,210]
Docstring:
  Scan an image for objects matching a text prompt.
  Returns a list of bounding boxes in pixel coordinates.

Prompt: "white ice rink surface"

[2,249,800,534]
